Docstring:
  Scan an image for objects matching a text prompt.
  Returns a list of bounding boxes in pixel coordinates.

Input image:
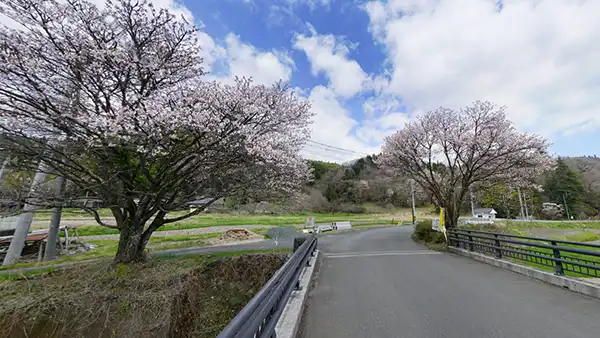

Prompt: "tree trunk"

[114,224,147,264]
[445,202,460,228]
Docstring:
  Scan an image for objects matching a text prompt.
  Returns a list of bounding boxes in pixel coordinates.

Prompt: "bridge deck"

[300,227,600,338]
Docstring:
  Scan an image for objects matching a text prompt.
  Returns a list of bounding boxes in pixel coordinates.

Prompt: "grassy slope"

[0,251,291,338]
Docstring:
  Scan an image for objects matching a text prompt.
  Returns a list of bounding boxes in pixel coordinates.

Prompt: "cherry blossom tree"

[379,101,551,228]
[0,0,312,263]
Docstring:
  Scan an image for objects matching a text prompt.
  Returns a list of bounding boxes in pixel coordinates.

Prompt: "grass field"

[494,219,600,230]
[46,208,431,236]
[507,243,600,278]
[456,220,600,278]
[0,232,223,271]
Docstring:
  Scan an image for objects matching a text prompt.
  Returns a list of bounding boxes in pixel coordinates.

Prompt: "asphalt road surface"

[300,226,600,338]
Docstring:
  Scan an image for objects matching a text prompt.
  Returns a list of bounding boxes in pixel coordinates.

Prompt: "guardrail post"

[467,231,474,251]
[551,241,564,276]
[494,234,502,259]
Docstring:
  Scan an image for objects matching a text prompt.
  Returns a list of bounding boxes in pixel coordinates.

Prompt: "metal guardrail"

[448,228,600,277]
[218,235,318,338]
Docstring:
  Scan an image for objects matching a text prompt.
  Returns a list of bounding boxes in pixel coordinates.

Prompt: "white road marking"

[324,251,442,259]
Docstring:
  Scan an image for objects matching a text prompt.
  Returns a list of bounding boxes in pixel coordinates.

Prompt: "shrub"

[412,220,447,250]
[431,231,446,244]
[413,221,434,242]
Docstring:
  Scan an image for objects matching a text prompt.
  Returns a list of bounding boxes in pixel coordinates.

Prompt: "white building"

[472,208,497,220]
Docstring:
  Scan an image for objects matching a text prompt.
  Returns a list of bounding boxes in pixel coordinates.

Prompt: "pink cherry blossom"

[379,101,551,227]
[0,0,313,263]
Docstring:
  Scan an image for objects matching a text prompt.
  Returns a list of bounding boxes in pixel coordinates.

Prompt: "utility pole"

[562,193,571,220]
[2,160,48,266]
[517,187,525,220]
[410,180,416,226]
[470,188,476,217]
[44,175,66,261]
[0,156,9,181]
[523,192,530,220]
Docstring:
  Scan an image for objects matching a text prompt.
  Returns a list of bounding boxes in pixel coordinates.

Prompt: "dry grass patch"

[0,251,288,338]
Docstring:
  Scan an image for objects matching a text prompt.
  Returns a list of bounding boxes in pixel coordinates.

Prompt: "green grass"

[61,211,420,237]
[33,208,115,220]
[565,231,600,242]
[0,233,223,271]
[0,267,58,280]
[156,248,292,262]
[508,244,600,278]
[498,220,600,230]
[147,233,220,243]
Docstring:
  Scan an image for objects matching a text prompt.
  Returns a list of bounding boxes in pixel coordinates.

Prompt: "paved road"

[300,226,600,338]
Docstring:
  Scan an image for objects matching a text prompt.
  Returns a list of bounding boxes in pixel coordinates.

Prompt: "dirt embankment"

[0,253,287,338]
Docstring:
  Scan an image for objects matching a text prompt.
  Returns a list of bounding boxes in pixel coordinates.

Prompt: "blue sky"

[169,0,600,161]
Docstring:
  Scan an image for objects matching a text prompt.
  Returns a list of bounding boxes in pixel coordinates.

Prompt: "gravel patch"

[266,226,300,240]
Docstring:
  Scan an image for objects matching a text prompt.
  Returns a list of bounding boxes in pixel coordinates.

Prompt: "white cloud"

[221,34,294,85]
[365,0,600,137]
[294,32,368,97]
[285,0,331,10]
[300,86,383,162]
[197,32,227,73]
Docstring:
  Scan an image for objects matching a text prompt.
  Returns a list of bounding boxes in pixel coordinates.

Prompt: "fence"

[447,228,600,277]
[217,235,318,338]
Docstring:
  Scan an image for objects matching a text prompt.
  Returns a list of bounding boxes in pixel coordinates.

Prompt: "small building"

[185,198,225,211]
[473,208,497,220]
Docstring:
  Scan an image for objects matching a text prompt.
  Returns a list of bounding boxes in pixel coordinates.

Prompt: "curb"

[448,246,600,299]
[275,249,320,338]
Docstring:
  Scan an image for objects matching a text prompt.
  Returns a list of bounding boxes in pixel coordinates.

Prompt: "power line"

[300,147,351,162]
[306,140,371,156]
[302,145,360,161]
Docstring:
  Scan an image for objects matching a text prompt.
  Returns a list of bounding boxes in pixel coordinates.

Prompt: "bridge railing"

[217,235,317,338]
[447,228,600,277]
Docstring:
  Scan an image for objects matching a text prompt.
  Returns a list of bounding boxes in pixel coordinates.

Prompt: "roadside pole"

[44,175,66,261]
[563,193,571,220]
[470,189,476,217]
[517,187,525,220]
[410,180,416,226]
[0,156,9,181]
[523,192,530,220]
[2,160,48,266]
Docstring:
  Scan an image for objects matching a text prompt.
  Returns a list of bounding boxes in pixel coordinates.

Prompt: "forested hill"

[303,155,600,219]
[302,157,430,213]
[563,156,600,191]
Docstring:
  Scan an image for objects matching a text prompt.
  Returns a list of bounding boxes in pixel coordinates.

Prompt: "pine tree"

[544,158,585,217]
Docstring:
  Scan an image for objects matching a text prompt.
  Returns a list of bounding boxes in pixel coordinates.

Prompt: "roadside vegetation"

[411,221,447,251]
[0,251,290,337]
